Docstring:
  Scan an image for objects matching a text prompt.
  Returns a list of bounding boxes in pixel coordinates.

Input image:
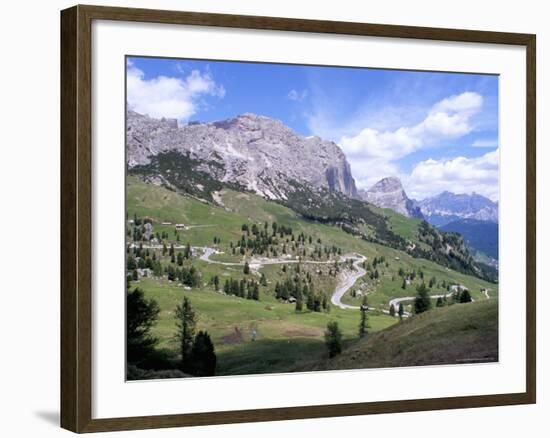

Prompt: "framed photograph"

[60,5,536,433]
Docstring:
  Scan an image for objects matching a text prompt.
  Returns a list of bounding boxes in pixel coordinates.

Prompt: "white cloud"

[472,138,499,148]
[287,89,308,102]
[126,61,225,121]
[336,92,484,190]
[406,149,499,201]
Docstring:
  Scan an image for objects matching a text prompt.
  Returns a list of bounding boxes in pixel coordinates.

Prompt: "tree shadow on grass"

[215,337,327,376]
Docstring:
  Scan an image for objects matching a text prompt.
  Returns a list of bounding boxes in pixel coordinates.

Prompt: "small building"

[161,221,172,225]
[175,223,186,231]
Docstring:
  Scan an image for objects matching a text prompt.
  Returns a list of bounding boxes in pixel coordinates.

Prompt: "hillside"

[126,177,498,376]
[129,153,494,282]
[441,219,499,260]
[296,299,498,371]
[127,176,497,307]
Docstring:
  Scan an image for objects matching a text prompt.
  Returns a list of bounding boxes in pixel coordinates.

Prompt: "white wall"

[0,0,545,436]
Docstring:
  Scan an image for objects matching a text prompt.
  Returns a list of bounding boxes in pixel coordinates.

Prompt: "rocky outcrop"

[359,177,424,219]
[127,110,358,200]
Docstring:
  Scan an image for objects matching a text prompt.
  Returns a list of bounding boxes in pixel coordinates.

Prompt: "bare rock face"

[359,177,423,219]
[127,110,357,200]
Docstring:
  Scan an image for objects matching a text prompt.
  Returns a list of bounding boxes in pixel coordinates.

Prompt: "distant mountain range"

[417,191,498,226]
[357,177,499,262]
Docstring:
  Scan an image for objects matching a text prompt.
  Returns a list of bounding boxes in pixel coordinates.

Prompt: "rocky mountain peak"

[212,113,285,132]
[369,177,404,192]
[126,110,358,200]
[359,177,423,219]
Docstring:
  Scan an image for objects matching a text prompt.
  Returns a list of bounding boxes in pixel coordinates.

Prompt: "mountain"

[359,177,424,219]
[441,219,499,260]
[127,111,495,283]
[127,110,357,200]
[418,191,498,226]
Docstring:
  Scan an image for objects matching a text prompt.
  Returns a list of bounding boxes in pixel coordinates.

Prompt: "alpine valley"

[126,110,499,379]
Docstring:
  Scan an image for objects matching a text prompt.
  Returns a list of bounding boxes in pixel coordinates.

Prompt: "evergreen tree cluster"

[223,278,260,300]
[166,264,201,287]
[126,286,217,377]
[274,277,330,313]
[230,221,342,260]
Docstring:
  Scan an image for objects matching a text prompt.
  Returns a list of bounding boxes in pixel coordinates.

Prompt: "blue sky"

[127,56,499,201]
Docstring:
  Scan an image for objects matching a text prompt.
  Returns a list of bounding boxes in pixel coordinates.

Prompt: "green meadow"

[126,176,498,376]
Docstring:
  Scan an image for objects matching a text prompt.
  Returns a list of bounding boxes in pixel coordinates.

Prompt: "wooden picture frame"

[61,4,536,433]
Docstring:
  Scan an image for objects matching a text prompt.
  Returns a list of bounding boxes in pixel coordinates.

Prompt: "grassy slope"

[127,176,499,375]
[367,204,423,241]
[297,299,498,371]
[137,276,395,375]
[128,176,498,305]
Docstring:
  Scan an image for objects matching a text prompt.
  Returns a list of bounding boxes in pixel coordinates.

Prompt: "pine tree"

[252,283,259,300]
[459,290,473,303]
[414,283,432,314]
[175,297,197,372]
[190,331,216,376]
[213,275,220,291]
[307,292,315,311]
[398,302,404,321]
[389,303,396,317]
[127,256,137,270]
[436,296,444,307]
[322,295,328,312]
[325,321,342,358]
[239,279,245,297]
[295,293,303,312]
[402,279,407,289]
[127,287,160,363]
[359,296,369,337]
[243,261,250,275]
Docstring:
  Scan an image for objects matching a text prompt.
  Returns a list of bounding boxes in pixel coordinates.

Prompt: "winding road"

[330,257,367,310]
[132,243,481,315]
